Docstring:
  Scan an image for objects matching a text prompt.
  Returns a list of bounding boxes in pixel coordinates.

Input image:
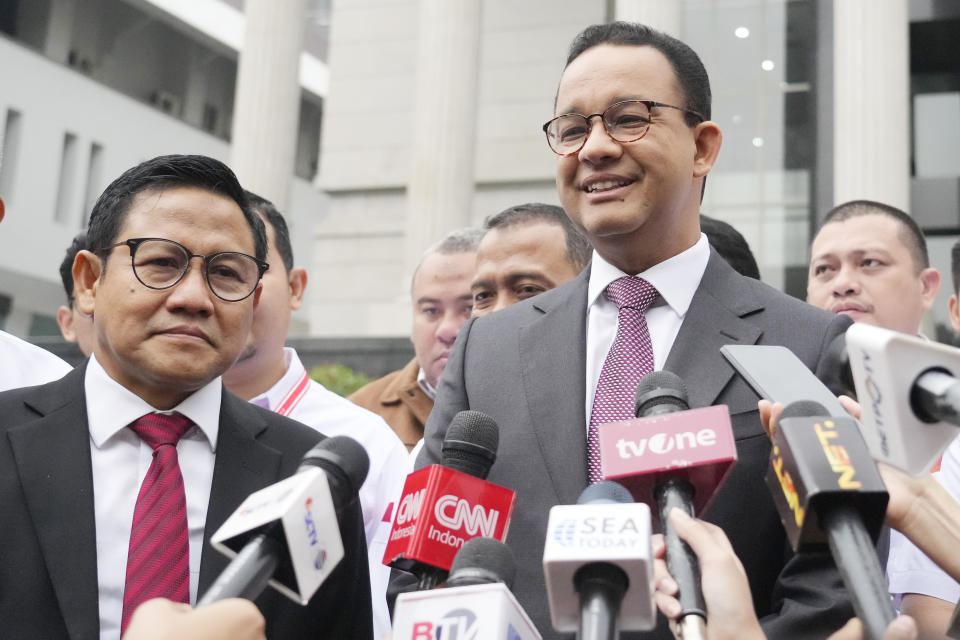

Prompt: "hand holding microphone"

[652,510,918,640]
[122,598,266,640]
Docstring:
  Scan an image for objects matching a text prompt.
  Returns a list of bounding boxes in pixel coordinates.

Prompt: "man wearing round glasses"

[0,154,372,639]
[416,22,853,639]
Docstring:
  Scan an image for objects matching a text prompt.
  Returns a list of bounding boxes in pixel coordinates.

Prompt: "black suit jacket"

[417,252,856,639]
[0,364,372,640]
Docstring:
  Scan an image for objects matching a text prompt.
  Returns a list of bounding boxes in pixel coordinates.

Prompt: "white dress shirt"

[887,435,960,604]
[0,330,72,391]
[585,234,710,427]
[85,355,221,640]
[250,347,409,640]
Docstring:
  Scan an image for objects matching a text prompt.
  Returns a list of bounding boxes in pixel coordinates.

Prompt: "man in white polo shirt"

[0,195,72,390]
[223,192,408,640]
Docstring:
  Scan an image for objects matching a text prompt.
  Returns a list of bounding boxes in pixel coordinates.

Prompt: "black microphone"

[445,536,516,589]
[575,481,634,640]
[768,400,893,640]
[198,435,369,605]
[385,410,513,592]
[633,372,708,640]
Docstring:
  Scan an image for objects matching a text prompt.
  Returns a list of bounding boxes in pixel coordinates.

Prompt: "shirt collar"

[417,367,437,400]
[587,233,710,317]
[85,354,222,451]
[250,347,303,411]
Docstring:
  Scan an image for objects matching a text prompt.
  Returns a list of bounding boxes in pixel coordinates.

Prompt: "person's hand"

[757,399,783,440]
[653,509,765,640]
[826,615,917,640]
[122,598,266,640]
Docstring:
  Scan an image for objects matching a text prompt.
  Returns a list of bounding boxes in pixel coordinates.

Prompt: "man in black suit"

[0,155,371,639]
[417,22,853,639]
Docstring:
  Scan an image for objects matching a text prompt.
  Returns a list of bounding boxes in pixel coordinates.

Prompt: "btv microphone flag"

[392,582,542,640]
[598,404,737,515]
[384,464,516,572]
[210,467,344,605]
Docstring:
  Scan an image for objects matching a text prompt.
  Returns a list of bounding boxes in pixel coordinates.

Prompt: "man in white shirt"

[807,200,941,336]
[0,155,371,639]
[223,192,408,640]
[0,195,73,388]
[413,22,853,639]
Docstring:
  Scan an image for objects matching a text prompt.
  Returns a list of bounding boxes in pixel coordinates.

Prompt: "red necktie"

[588,276,658,483]
[120,412,193,634]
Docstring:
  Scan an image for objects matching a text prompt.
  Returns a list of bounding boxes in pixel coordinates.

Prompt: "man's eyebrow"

[415,297,441,306]
[471,279,494,291]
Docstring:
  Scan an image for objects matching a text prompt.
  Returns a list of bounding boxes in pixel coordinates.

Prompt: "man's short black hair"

[86,154,266,265]
[564,21,711,127]
[483,203,593,273]
[59,233,88,303]
[700,214,760,280]
[820,200,929,271]
[245,191,293,272]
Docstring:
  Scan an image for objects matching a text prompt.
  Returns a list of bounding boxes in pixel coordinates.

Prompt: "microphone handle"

[575,563,628,640]
[655,479,708,633]
[820,503,896,640]
[197,533,281,606]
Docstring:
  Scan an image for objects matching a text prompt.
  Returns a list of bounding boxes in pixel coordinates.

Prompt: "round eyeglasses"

[542,99,705,156]
[99,237,269,302]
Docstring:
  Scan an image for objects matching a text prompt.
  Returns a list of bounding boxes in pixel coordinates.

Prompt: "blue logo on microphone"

[553,518,577,546]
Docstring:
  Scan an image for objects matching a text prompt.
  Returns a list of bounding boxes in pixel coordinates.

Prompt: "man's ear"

[73,250,102,316]
[919,267,942,311]
[692,120,723,178]
[0,196,5,224]
[949,294,960,334]
[56,305,76,342]
[288,267,308,311]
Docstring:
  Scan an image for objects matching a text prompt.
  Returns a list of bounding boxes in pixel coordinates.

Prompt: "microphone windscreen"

[635,370,690,417]
[299,435,370,497]
[441,410,499,479]
[578,480,634,505]
[781,400,830,420]
[447,537,516,589]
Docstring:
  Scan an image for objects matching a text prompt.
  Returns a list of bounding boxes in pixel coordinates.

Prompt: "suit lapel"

[8,367,99,640]
[198,392,284,594]
[664,251,764,409]
[519,270,589,506]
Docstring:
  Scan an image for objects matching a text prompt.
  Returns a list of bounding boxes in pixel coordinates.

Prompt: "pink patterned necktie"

[588,276,658,483]
[120,412,193,634]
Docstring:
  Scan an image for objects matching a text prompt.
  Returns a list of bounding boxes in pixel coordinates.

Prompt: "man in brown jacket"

[349,228,481,450]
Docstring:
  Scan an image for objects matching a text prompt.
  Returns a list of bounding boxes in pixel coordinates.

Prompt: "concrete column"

[403,0,483,277]
[833,0,909,210]
[614,0,681,36]
[230,0,307,211]
[44,0,76,65]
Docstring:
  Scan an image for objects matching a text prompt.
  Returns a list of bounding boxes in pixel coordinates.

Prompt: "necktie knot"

[128,412,192,450]
[605,276,658,312]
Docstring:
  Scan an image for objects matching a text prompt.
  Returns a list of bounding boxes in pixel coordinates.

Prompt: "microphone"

[543,480,655,638]
[392,537,541,639]
[199,435,369,606]
[845,322,960,474]
[446,536,516,589]
[598,371,738,640]
[767,400,893,640]
[383,410,517,590]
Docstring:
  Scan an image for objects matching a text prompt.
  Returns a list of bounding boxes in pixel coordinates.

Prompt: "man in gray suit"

[416,22,853,639]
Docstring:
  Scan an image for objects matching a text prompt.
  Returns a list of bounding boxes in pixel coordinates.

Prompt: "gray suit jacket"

[0,364,372,640]
[418,251,855,639]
